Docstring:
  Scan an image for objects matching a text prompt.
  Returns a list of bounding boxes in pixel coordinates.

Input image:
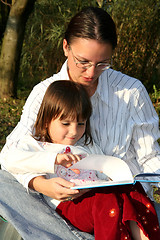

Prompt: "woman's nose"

[86,65,96,78]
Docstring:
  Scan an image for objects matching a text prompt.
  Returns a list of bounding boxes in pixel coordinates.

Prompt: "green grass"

[153,188,160,203]
[0,96,25,151]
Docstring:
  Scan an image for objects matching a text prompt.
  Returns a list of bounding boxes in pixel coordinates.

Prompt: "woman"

[0,6,160,240]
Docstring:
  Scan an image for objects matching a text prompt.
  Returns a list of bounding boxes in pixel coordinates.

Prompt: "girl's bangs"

[59,105,87,121]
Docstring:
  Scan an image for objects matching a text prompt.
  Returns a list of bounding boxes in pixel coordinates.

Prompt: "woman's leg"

[0,170,94,240]
[154,202,160,224]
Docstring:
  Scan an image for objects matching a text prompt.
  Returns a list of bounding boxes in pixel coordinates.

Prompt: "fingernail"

[78,154,87,158]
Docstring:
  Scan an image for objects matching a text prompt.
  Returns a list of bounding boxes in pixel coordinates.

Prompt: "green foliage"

[18,0,160,93]
[150,85,160,117]
[152,85,160,102]
[0,96,25,151]
[108,0,160,92]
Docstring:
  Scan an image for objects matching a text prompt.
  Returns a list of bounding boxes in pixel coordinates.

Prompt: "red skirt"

[56,183,160,240]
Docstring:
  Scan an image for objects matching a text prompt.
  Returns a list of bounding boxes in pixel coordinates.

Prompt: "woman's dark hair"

[65,7,117,49]
[34,80,92,145]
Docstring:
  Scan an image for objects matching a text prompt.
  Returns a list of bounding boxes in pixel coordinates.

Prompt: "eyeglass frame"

[69,45,112,70]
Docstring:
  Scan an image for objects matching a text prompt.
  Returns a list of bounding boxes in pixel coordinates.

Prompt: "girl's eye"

[78,122,85,126]
[62,123,70,126]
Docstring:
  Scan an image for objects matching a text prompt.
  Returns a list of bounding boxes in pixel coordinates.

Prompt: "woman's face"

[63,38,113,95]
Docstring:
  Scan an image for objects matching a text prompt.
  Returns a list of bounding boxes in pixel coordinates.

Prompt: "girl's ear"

[63,39,69,57]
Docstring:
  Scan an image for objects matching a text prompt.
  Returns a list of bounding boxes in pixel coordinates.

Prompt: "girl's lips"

[66,136,75,140]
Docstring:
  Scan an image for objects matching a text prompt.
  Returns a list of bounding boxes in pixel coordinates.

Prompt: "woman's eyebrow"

[75,54,110,63]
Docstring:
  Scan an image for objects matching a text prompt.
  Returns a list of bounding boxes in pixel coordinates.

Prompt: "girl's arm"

[11,171,83,201]
[29,176,82,201]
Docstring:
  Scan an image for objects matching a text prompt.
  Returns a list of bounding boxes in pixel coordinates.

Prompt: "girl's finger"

[71,169,80,174]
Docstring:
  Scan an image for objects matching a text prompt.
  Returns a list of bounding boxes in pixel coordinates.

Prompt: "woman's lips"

[83,77,94,82]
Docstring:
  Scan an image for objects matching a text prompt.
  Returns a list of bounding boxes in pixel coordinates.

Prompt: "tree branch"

[0,0,12,8]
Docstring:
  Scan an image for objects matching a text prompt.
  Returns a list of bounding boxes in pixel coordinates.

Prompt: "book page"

[70,155,134,189]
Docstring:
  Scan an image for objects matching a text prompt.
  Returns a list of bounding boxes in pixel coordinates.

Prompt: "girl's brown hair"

[34,80,92,145]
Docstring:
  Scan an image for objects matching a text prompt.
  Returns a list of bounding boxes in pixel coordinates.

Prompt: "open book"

[70,155,160,189]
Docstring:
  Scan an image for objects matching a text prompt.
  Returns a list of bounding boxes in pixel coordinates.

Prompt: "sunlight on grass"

[0,97,25,151]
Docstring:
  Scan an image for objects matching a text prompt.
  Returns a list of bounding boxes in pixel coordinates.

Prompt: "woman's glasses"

[69,46,112,71]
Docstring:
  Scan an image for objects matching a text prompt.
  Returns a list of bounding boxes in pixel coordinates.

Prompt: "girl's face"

[63,38,113,96]
[48,116,86,145]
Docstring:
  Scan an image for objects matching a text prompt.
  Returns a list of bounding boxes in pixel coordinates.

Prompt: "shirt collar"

[60,60,70,80]
[90,72,103,100]
[91,69,110,106]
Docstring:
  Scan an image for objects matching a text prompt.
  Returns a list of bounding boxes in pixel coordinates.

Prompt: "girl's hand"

[29,176,89,201]
[55,153,81,168]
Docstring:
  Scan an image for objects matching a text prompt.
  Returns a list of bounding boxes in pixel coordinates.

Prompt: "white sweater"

[4,135,104,208]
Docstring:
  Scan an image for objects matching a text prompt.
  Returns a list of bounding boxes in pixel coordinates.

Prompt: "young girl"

[5,80,160,240]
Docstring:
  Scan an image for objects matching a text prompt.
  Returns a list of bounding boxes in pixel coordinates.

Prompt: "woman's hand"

[55,153,81,168]
[29,176,89,201]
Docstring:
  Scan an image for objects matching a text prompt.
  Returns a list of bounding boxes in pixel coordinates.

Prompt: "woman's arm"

[131,84,160,175]
[3,135,57,174]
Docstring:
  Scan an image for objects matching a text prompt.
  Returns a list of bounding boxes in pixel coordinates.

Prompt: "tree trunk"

[0,2,10,40]
[0,0,36,98]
